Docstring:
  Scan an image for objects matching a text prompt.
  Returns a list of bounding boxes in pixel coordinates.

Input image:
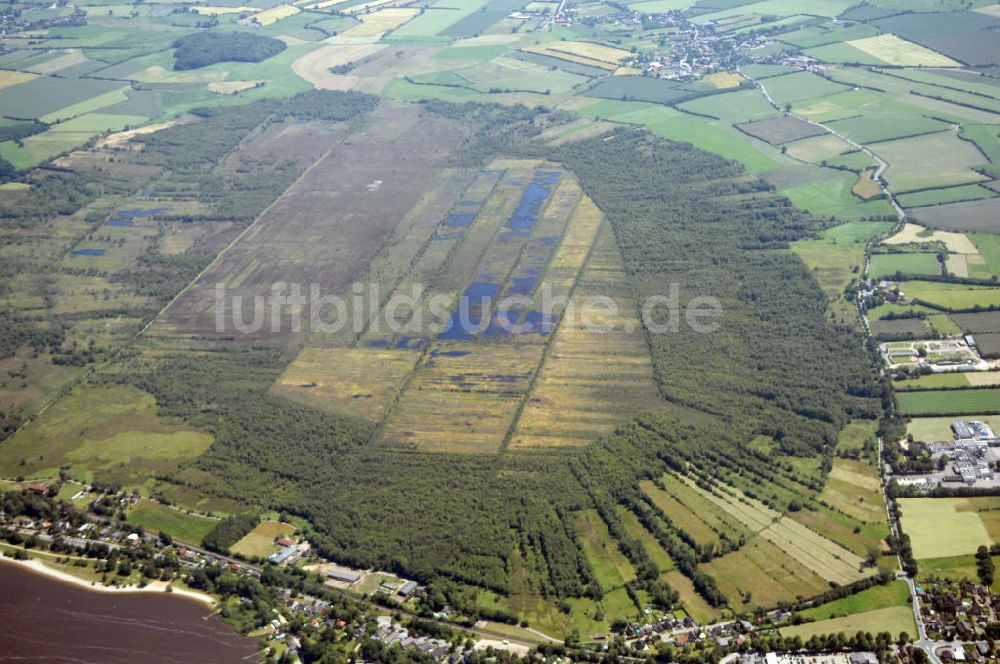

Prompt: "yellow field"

[341,7,419,37]
[510,222,661,450]
[245,3,300,25]
[207,80,261,94]
[191,5,252,14]
[547,40,631,65]
[853,169,882,200]
[273,347,421,421]
[680,476,866,585]
[819,458,886,523]
[0,70,38,90]
[883,223,979,254]
[382,343,542,454]
[781,606,916,641]
[848,34,960,67]
[291,43,384,91]
[230,521,295,559]
[706,72,743,89]
[521,46,617,71]
[899,498,995,559]
[702,535,829,611]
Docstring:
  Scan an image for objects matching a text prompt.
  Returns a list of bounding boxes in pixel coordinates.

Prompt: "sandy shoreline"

[0,556,217,608]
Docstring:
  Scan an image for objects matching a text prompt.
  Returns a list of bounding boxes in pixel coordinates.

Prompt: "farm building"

[268,544,305,566]
[326,568,361,584]
[397,580,418,596]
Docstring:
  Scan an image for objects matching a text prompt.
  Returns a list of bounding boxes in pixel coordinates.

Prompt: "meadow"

[868,253,942,280]
[0,383,212,487]
[230,520,296,559]
[899,498,997,559]
[780,606,916,641]
[902,280,1000,311]
[799,580,910,621]
[127,500,219,545]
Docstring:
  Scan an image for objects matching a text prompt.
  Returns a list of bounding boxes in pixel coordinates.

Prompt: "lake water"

[0,561,259,663]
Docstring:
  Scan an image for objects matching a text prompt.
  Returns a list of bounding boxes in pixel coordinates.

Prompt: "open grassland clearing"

[574,509,636,592]
[847,34,960,67]
[781,606,917,641]
[231,520,296,559]
[819,458,887,524]
[800,580,911,621]
[821,221,894,244]
[790,235,865,300]
[789,503,889,559]
[273,347,421,422]
[127,500,219,545]
[900,498,997,559]
[663,570,719,625]
[615,506,674,572]
[701,536,829,612]
[640,480,724,548]
[0,384,212,487]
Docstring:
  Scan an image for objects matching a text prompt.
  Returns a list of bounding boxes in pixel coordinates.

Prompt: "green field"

[897,389,1000,415]
[230,520,296,559]
[869,253,942,279]
[898,184,996,209]
[903,280,1000,311]
[780,606,917,641]
[878,131,988,193]
[574,510,637,592]
[799,580,910,621]
[0,384,212,485]
[763,70,850,106]
[899,498,996,559]
[126,500,219,545]
[820,221,894,243]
